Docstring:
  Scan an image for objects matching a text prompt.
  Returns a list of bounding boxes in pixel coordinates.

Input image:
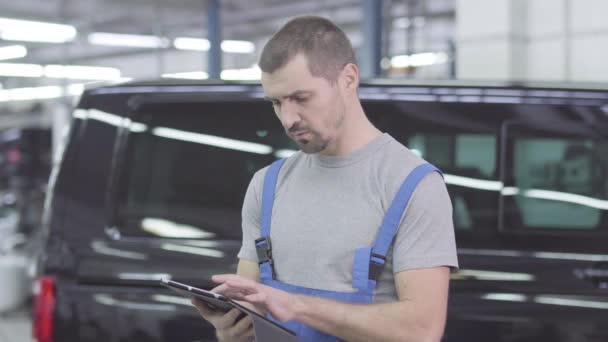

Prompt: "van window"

[407,133,497,230]
[115,101,290,239]
[365,102,500,232]
[508,137,608,230]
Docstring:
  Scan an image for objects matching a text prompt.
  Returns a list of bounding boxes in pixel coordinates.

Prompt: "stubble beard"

[296,106,345,154]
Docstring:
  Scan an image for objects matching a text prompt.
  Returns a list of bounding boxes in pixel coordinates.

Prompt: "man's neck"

[320,106,382,157]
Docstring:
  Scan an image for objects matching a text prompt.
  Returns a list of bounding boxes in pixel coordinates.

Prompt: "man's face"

[261,54,346,154]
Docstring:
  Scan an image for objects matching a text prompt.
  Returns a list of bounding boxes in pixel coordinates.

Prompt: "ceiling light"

[88,32,168,48]
[152,127,272,155]
[0,86,63,102]
[161,71,209,80]
[44,65,121,80]
[0,17,76,43]
[274,149,297,158]
[0,45,27,61]
[393,18,410,29]
[174,37,254,53]
[221,40,255,53]
[0,63,43,77]
[174,37,210,51]
[391,52,448,68]
[220,66,261,80]
[0,83,86,102]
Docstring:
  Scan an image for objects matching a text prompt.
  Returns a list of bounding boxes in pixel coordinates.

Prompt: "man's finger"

[212,274,236,284]
[216,308,245,330]
[191,298,212,315]
[191,298,225,319]
[244,292,266,304]
[231,314,253,336]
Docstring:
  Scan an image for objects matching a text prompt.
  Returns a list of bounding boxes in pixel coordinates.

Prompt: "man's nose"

[279,102,301,131]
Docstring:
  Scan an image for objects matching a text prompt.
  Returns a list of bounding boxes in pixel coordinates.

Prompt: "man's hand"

[191,298,254,342]
[212,274,303,322]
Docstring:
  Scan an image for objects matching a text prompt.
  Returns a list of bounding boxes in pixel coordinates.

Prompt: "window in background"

[115,101,289,239]
[510,138,607,230]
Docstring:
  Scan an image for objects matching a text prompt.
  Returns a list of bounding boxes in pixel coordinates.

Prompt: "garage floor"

[0,303,34,342]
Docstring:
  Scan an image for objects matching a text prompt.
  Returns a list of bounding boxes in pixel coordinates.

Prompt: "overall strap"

[368,163,442,279]
[257,158,286,281]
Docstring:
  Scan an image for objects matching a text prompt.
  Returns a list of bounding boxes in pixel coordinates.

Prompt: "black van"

[33,80,608,342]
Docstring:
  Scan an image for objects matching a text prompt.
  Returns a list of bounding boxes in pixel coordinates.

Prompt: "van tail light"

[33,276,55,342]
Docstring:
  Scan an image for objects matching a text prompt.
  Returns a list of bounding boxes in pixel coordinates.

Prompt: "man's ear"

[341,63,359,92]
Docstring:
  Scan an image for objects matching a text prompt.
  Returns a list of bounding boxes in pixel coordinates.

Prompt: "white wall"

[457,0,608,82]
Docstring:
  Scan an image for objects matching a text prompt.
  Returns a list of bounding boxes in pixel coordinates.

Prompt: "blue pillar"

[360,0,382,79]
[208,0,221,79]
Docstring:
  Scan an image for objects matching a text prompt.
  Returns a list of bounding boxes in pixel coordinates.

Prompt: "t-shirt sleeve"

[392,171,459,273]
[237,169,265,262]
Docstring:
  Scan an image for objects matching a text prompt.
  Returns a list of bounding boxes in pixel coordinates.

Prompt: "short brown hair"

[259,16,356,82]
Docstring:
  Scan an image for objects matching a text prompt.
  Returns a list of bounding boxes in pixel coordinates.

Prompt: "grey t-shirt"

[237,133,458,303]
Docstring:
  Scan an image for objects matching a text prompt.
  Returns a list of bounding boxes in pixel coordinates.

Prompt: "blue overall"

[255,159,441,342]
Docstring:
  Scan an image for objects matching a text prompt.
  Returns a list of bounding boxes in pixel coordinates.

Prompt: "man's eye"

[295,97,308,103]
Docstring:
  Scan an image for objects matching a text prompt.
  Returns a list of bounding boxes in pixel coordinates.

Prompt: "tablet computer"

[160,278,301,341]
[160,279,233,311]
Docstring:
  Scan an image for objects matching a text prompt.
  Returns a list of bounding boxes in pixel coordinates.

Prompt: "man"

[193,16,458,342]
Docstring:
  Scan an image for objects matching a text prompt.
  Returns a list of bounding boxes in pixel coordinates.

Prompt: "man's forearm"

[292,295,444,342]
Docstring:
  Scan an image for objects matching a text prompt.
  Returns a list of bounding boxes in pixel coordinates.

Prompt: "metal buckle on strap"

[255,237,276,279]
[369,253,386,281]
[255,237,273,263]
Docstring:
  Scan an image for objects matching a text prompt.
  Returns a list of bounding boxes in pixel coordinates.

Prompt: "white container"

[0,252,29,312]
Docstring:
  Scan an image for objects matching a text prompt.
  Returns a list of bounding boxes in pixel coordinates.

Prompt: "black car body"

[34,80,608,342]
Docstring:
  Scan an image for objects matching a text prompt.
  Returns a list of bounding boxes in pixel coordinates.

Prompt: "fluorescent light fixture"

[141,217,215,239]
[153,127,273,155]
[0,85,63,102]
[391,52,448,68]
[75,109,149,132]
[501,186,520,196]
[0,17,76,43]
[0,63,43,77]
[174,37,210,51]
[91,241,147,260]
[535,296,608,310]
[85,109,123,126]
[481,293,527,302]
[220,66,261,80]
[124,118,148,133]
[118,273,171,281]
[152,295,192,306]
[410,149,422,157]
[460,248,608,262]
[88,32,168,48]
[221,40,255,53]
[523,189,608,210]
[393,17,410,28]
[44,65,121,80]
[443,174,503,191]
[94,294,176,311]
[0,45,27,61]
[0,62,120,81]
[161,71,209,80]
[533,251,608,262]
[274,149,298,159]
[160,243,224,258]
[174,37,254,53]
[457,248,525,258]
[456,269,534,281]
[66,83,85,96]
